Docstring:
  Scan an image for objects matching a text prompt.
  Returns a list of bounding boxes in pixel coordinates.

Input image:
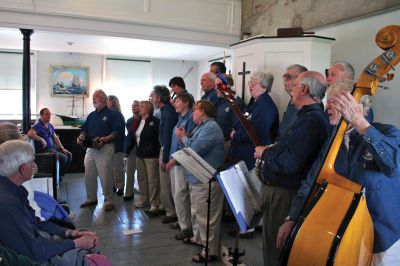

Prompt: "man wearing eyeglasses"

[0,140,99,265]
[28,108,72,177]
[254,71,329,266]
[279,64,308,138]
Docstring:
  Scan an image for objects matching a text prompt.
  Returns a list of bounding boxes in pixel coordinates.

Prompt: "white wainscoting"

[0,0,241,47]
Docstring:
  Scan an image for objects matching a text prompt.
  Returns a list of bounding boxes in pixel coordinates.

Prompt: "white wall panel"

[0,0,240,47]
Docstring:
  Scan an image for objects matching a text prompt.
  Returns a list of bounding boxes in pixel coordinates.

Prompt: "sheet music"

[218,161,265,232]
[172,148,216,184]
[234,161,261,211]
[219,167,254,225]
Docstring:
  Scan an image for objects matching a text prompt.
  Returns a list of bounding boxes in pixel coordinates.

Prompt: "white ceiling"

[0,27,226,61]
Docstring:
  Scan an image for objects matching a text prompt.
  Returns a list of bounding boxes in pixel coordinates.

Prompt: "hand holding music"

[277,220,295,249]
[175,127,187,142]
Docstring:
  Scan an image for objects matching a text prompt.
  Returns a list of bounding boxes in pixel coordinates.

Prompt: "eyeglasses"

[291,83,306,89]
[283,73,297,81]
[247,79,259,86]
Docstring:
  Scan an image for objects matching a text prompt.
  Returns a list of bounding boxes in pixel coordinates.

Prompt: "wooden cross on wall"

[238,62,250,100]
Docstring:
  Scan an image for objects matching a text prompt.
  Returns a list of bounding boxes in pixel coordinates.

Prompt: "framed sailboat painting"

[50,65,89,96]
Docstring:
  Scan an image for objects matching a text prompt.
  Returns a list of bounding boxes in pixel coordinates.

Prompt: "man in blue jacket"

[255,71,329,266]
[77,89,123,211]
[277,80,400,265]
[152,85,179,223]
[0,140,98,265]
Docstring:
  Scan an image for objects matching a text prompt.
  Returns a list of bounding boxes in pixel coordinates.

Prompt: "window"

[105,58,152,119]
[0,51,36,120]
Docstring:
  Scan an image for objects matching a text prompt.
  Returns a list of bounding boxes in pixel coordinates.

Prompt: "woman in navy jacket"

[134,101,161,214]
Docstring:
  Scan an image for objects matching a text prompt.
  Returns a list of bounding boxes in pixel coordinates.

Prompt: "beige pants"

[136,157,160,207]
[159,148,176,217]
[171,165,191,230]
[190,182,224,256]
[124,149,137,197]
[112,151,125,189]
[84,143,114,203]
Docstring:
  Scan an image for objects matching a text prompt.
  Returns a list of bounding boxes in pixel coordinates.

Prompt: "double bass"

[281,25,400,265]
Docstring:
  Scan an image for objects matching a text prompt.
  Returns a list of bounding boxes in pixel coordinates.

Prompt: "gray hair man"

[0,140,98,264]
[152,85,179,223]
[254,70,329,266]
[277,80,400,265]
[77,89,123,211]
[200,72,219,106]
[279,64,308,137]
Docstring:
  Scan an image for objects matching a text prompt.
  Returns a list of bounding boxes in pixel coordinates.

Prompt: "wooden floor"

[59,173,263,266]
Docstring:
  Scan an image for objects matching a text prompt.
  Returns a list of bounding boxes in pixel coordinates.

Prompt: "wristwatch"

[284,216,295,222]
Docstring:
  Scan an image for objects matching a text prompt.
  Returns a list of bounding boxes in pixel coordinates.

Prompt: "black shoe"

[175,230,194,240]
[145,209,160,218]
[80,200,98,208]
[169,222,181,230]
[161,216,178,224]
[116,188,124,196]
[255,225,263,232]
[228,229,254,239]
[123,195,134,201]
[158,209,166,216]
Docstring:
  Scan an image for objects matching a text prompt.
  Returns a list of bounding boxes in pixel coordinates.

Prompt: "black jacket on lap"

[135,116,161,158]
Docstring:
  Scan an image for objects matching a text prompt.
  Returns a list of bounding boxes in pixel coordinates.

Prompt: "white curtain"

[0,51,36,120]
[105,58,152,120]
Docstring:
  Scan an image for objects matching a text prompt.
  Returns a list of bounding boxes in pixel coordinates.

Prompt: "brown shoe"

[104,202,114,212]
[80,200,98,208]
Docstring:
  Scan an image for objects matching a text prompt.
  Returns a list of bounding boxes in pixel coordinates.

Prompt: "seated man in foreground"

[0,140,98,265]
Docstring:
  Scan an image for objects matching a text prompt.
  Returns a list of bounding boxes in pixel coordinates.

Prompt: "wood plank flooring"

[59,174,263,266]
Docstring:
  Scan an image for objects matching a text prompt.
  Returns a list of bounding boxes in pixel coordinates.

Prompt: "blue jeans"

[48,147,72,176]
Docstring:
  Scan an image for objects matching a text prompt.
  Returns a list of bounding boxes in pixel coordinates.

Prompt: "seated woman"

[135,101,161,215]
[176,100,225,263]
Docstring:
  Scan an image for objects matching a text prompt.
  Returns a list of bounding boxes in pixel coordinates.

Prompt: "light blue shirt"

[182,118,224,184]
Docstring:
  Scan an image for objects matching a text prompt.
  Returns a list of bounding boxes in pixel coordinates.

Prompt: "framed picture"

[50,65,89,96]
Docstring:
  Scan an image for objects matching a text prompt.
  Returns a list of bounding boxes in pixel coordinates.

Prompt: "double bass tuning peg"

[386,73,394,81]
[378,73,395,83]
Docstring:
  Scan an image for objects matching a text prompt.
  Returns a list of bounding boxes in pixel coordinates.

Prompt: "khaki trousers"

[159,148,176,217]
[84,143,114,203]
[136,157,160,207]
[190,182,224,256]
[124,149,137,197]
[262,186,297,266]
[171,165,192,230]
[112,151,125,189]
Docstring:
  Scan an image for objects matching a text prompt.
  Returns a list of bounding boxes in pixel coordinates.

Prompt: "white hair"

[332,61,354,79]
[326,80,372,115]
[0,140,34,177]
[251,71,274,92]
[300,71,327,101]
